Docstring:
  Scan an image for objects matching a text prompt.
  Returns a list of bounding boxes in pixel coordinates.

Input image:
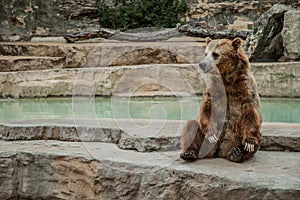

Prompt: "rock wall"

[0,0,99,40]
[183,0,299,30]
[282,9,300,61]
[0,0,299,41]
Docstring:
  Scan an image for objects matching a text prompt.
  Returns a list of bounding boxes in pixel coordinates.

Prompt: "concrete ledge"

[0,141,299,199]
[0,62,299,98]
[1,119,299,152]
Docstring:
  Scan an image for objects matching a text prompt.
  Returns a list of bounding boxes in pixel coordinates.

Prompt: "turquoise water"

[0,97,299,123]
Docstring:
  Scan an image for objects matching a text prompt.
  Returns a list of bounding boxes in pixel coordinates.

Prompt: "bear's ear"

[232,37,243,49]
[206,37,212,45]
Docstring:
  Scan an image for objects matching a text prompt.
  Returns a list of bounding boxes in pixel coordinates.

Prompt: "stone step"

[0,40,206,68]
[0,56,65,72]
[0,39,205,52]
[1,119,299,152]
[0,42,94,69]
[0,140,299,199]
[0,42,94,57]
[0,62,299,98]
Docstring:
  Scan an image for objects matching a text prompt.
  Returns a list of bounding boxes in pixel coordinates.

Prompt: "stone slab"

[0,140,299,199]
[1,119,299,152]
[0,56,65,72]
[0,62,299,98]
[0,42,95,69]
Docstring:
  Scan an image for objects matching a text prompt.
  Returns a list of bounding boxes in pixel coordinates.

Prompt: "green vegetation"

[97,0,188,31]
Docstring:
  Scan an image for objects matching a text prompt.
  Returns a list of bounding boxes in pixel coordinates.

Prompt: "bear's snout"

[199,60,213,73]
[199,62,206,71]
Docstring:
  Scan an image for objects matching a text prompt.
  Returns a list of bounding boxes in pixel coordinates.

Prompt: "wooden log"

[63,26,251,43]
[177,25,251,40]
[64,28,182,43]
[64,29,117,43]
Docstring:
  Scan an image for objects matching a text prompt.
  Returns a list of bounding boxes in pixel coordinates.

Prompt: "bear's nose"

[199,62,206,71]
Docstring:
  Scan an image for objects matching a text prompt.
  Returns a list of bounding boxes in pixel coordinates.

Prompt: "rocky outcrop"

[186,0,299,31]
[282,10,300,61]
[0,0,99,40]
[244,4,292,62]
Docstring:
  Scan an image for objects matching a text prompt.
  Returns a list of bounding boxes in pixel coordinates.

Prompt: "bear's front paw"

[206,134,218,143]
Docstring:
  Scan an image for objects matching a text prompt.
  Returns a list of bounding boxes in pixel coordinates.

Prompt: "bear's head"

[199,37,249,75]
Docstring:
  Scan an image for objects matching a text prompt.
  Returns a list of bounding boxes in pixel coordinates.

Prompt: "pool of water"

[0,97,299,123]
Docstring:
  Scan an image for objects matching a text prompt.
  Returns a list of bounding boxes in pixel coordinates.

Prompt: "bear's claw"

[244,142,255,152]
[180,152,197,161]
[207,134,218,143]
[229,147,243,162]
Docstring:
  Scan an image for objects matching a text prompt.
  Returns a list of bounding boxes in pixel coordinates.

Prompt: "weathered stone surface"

[261,122,300,151]
[0,125,122,143]
[0,41,205,69]
[1,119,299,152]
[0,62,299,98]
[85,41,205,67]
[282,10,300,61]
[0,42,92,57]
[244,4,292,62]
[0,141,299,199]
[109,65,203,97]
[0,42,94,69]
[108,48,188,66]
[0,56,65,72]
[251,62,300,97]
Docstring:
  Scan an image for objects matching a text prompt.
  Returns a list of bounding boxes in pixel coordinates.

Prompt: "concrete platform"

[0,140,299,199]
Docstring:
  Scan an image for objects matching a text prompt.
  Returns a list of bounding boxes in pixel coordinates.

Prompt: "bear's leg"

[180,120,205,161]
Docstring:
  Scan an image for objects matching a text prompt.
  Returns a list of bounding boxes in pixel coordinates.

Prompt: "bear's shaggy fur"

[180,37,262,163]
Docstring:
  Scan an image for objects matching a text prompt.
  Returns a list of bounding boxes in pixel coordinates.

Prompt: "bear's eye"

[212,52,219,59]
[205,53,208,57]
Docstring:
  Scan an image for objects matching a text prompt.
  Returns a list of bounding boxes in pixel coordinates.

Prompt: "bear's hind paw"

[180,152,198,162]
[228,147,243,163]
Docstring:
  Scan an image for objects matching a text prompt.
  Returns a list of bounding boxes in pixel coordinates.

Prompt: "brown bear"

[180,37,262,163]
